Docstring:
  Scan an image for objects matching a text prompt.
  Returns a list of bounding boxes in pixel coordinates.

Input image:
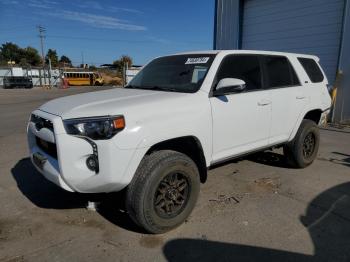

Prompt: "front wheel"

[125,150,200,234]
[283,119,320,168]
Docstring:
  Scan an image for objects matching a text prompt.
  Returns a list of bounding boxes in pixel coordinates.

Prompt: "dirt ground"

[0,87,350,261]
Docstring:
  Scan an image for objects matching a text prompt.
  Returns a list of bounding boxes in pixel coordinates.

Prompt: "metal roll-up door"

[241,0,345,83]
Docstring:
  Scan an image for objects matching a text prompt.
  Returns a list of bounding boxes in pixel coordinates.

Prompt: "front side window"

[126,54,216,93]
[298,57,324,83]
[215,55,262,91]
[265,56,299,88]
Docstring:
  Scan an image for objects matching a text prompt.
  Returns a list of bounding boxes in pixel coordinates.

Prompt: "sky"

[0,0,215,66]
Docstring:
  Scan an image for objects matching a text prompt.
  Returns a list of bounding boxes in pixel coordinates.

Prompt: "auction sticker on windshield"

[185,57,210,64]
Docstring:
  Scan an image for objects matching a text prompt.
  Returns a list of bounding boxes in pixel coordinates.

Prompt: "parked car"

[27,50,331,233]
[3,76,33,89]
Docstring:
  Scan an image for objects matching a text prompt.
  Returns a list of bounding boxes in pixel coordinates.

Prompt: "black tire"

[125,150,200,234]
[283,119,320,168]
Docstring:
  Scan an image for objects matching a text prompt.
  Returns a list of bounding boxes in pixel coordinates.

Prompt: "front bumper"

[27,110,142,193]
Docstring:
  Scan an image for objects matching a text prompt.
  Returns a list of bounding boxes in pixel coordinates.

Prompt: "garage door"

[241,0,345,83]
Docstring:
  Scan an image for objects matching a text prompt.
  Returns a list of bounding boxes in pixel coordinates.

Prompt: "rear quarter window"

[264,56,300,88]
[298,58,324,83]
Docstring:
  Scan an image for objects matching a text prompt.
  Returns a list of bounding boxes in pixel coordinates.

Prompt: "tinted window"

[216,55,262,91]
[265,56,299,88]
[128,54,215,93]
[298,58,324,83]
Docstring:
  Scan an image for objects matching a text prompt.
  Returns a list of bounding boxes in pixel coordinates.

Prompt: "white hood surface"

[39,88,187,119]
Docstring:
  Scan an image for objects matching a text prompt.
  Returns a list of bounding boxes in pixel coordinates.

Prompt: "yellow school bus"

[63,72,104,86]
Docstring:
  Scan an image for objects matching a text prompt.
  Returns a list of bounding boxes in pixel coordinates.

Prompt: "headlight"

[63,116,125,140]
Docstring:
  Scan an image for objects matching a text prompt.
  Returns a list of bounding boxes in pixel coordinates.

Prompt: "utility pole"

[48,58,52,89]
[81,51,84,68]
[37,25,46,86]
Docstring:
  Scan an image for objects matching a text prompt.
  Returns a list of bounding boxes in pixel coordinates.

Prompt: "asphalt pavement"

[0,86,350,261]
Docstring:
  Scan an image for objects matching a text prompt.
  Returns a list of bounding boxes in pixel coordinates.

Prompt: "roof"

[172,49,319,61]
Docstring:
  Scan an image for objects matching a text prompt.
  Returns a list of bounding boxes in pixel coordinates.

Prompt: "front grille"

[36,137,57,158]
[31,114,54,131]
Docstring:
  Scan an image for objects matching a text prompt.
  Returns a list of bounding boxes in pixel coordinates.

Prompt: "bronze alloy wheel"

[302,132,316,159]
[283,119,320,168]
[125,150,200,233]
[154,172,190,219]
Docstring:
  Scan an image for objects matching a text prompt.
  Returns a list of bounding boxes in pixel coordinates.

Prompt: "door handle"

[296,95,306,99]
[258,99,271,106]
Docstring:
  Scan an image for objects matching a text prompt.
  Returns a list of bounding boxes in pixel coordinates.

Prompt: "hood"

[39,88,187,119]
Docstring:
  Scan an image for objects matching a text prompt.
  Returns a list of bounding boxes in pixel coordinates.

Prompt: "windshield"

[126,54,216,93]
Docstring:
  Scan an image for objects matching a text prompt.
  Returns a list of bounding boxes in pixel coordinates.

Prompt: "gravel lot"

[0,86,350,261]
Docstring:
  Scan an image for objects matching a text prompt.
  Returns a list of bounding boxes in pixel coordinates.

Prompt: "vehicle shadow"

[209,150,289,170]
[163,182,350,262]
[331,152,350,168]
[247,151,289,168]
[320,126,350,134]
[317,152,350,168]
[11,158,143,233]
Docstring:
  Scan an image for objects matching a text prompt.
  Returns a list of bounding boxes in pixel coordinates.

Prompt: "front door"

[210,55,271,163]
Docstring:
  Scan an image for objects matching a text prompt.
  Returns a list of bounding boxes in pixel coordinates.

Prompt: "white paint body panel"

[210,91,271,162]
[27,50,331,193]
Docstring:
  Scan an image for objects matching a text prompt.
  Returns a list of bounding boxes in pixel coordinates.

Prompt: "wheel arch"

[289,108,322,142]
[303,109,323,124]
[145,136,208,183]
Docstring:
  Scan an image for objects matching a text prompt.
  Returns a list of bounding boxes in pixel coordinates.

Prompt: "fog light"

[86,155,98,172]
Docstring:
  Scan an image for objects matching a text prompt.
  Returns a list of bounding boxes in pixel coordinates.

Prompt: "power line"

[0,25,35,32]
[46,35,204,45]
[1,34,205,45]
[46,35,151,43]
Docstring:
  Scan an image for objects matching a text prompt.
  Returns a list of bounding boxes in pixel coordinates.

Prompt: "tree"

[0,42,42,66]
[120,55,133,67]
[23,46,41,66]
[19,58,29,67]
[113,55,133,72]
[0,42,22,64]
[59,55,72,67]
[45,49,58,67]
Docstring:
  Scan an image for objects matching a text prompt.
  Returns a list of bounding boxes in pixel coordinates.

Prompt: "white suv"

[27,50,331,233]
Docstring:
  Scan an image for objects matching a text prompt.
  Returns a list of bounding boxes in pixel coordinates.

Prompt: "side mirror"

[213,78,246,96]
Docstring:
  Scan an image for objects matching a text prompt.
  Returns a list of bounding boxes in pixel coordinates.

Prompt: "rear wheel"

[283,119,320,168]
[125,150,200,234]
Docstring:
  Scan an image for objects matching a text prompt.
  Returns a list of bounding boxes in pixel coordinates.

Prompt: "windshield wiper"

[143,86,179,92]
[125,85,140,89]
[125,85,180,92]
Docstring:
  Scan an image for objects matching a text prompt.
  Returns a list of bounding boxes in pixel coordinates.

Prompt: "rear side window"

[298,58,324,83]
[265,56,299,88]
[216,55,262,91]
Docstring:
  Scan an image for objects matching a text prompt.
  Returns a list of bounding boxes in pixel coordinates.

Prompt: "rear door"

[210,55,271,162]
[263,55,307,144]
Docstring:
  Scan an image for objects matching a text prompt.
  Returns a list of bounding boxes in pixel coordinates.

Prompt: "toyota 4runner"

[27,50,331,233]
